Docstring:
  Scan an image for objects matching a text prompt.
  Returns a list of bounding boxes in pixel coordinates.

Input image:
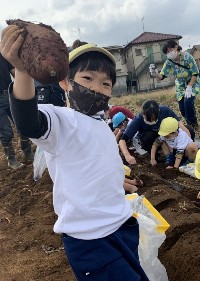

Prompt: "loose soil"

[0,139,199,281]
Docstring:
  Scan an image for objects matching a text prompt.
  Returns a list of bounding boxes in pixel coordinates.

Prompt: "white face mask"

[166,137,176,141]
[167,50,177,60]
[143,119,158,125]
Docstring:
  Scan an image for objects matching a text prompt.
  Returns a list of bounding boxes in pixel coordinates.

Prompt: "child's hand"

[166,166,173,169]
[1,25,26,71]
[125,154,137,165]
[123,178,138,193]
[197,192,200,199]
[151,158,157,166]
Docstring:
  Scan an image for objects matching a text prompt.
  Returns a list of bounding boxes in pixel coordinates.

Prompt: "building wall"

[112,75,128,96]
[138,62,175,91]
[107,48,128,96]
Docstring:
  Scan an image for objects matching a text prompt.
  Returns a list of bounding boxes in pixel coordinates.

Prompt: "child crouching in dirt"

[1,25,149,281]
[151,117,198,169]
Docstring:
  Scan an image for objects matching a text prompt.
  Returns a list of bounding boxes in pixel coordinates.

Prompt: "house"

[190,45,200,70]
[104,45,128,96]
[108,32,182,95]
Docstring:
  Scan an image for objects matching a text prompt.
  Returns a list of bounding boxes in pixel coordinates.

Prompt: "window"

[135,48,142,56]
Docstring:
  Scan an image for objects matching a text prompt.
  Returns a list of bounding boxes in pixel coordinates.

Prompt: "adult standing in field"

[0,53,33,169]
[119,99,193,165]
[150,40,200,131]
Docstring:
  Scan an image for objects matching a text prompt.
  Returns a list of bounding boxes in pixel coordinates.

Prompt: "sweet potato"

[6,19,69,83]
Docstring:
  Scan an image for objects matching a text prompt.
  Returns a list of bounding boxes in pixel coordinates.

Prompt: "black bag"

[169,59,190,70]
[36,85,66,107]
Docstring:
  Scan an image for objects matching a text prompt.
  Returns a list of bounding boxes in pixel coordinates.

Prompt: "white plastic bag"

[33,146,47,181]
[126,194,169,281]
[179,163,196,178]
[131,134,147,155]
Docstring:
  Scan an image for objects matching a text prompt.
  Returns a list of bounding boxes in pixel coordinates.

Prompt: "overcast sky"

[0,0,199,50]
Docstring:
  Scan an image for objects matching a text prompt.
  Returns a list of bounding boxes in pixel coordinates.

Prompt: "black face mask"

[67,80,110,116]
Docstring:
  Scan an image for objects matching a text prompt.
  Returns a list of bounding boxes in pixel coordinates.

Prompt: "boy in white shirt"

[1,25,149,281]
[151,117,198,169]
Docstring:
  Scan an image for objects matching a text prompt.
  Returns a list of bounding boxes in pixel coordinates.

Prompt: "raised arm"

[1,25,48,138]
[1,25,35,99]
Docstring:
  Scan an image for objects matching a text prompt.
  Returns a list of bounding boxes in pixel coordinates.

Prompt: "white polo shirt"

[160,128,193,151]
[31,105,132,240]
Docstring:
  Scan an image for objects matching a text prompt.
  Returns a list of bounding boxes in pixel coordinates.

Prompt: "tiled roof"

[190,44,200,54]
[193,44,200,50]
[127,32,182,46]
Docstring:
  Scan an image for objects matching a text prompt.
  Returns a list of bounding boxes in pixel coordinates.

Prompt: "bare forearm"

[178,121,190,137]
[119,139,131,157]
[174,158,182,168]
[151,145,157,160]
[13,69,35,100]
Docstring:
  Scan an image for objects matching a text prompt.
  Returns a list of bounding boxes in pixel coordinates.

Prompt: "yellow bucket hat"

[195,149,200,179]
[158,117,179,137]
[69,44,116,66]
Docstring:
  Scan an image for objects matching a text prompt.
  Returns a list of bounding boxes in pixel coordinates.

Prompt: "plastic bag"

[179,163,196,178]
[132,135,147,155]
[126,194,170,281]
[33,146,47,181]
[124,165,131,176]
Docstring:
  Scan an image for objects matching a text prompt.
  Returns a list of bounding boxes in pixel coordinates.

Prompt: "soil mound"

[0,143,199,281]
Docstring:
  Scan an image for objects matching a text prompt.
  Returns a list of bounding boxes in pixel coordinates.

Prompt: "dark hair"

[162,40,182,54]
[141,100,159,121]
[72,39,88,50]
[69,51,116,86]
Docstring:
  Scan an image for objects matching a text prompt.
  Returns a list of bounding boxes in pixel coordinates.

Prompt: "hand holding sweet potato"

[1,25,26,71]
[1,19,69,83]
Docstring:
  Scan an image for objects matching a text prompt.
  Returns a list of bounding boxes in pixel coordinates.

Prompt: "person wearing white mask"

[150,40,200,131]
[119,100,192,165]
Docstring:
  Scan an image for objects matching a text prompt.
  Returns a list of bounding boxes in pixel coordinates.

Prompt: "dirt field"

[0,135,200,281]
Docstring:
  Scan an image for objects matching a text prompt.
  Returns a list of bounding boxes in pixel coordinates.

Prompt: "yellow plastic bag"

[124,165,131,176]
[126,194,170,281]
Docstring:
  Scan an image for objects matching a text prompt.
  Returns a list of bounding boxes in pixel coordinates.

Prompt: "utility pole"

[78,27,81,39]
[142,17,145,32]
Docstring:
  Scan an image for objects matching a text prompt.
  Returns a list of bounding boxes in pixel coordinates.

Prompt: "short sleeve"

[160,61,173,77]
[186,53,199,75]
[31,105,77,154]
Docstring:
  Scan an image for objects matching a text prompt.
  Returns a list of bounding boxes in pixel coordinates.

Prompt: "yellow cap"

[158,117,178,136]
[69,44,116,66]
[195,149,200,179]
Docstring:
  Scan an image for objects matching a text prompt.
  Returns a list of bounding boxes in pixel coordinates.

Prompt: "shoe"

[2,143,24,170]
[8,158,24,170]
[23,151,34,161]
[20,137,34,161]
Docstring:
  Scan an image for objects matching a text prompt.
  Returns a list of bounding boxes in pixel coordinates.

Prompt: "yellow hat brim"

[69,44,116,66]
[158,130,169,137]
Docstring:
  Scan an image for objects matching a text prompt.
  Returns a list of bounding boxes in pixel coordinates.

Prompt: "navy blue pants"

[0,92,30,147]
[178,96,197,125]
[0,91,14,146]
[62,217,149,281]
